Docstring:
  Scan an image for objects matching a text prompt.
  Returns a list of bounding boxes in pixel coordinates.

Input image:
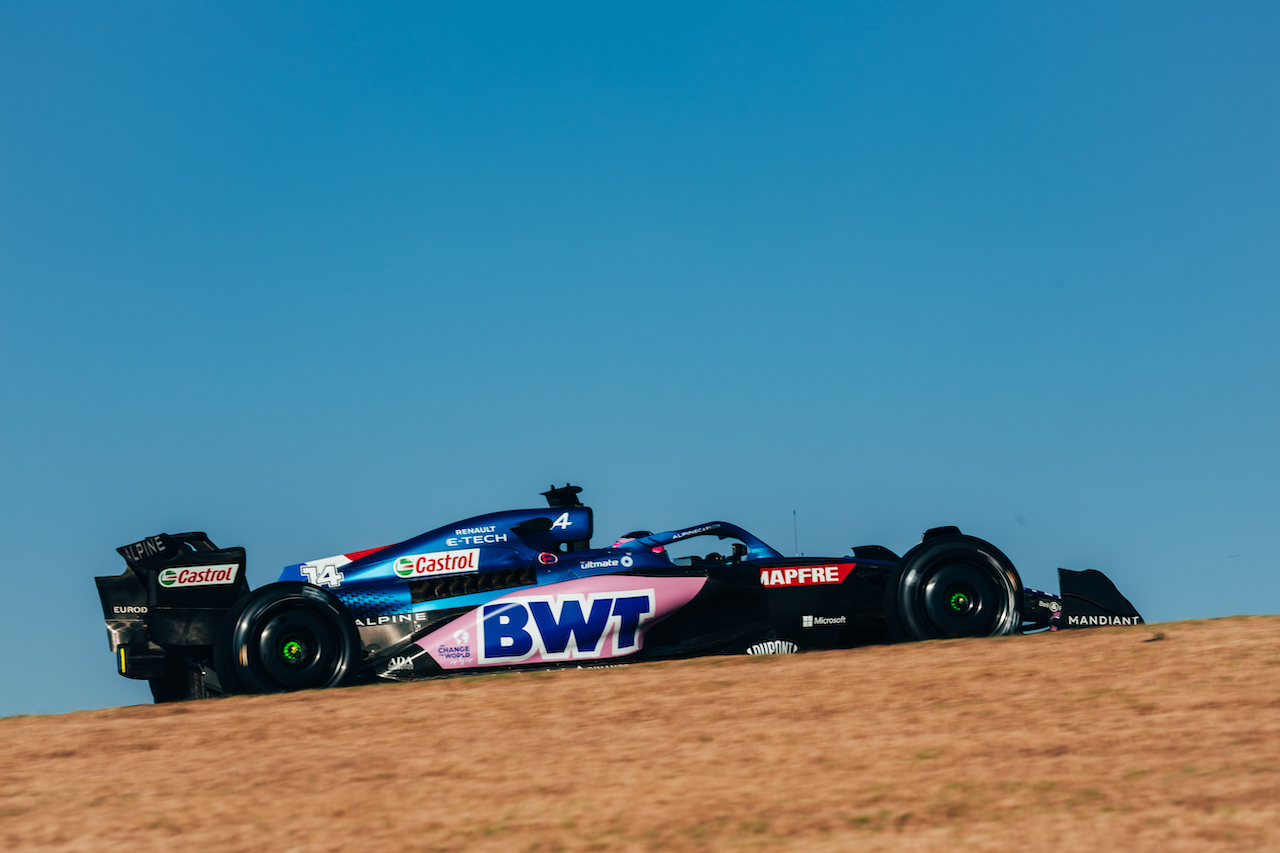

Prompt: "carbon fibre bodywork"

[94,484,1144,702]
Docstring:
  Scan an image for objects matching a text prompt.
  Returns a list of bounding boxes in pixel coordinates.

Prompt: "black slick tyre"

[214,582,361,694]
[883,534,1023,642]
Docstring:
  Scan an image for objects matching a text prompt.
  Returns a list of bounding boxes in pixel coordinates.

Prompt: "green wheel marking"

[281,640,304,662]
[949,592,970,611]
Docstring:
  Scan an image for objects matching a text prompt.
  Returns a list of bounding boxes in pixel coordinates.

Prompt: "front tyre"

[883,535,1022,642]
[215,582,361,694]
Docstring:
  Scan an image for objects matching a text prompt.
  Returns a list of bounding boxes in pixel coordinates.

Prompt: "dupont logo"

[157,564,238,588]
[747,640,799,655]
[801,614,847,628]
[393,549,479,579]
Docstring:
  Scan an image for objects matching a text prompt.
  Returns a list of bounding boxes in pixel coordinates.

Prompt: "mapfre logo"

[479,590,656,664]
[157,564,238,588]
[760,563,855,587]
[393,549,479,579]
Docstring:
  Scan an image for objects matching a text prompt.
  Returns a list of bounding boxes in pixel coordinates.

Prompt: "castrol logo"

[393,549,479,579]
[157,564,239,588]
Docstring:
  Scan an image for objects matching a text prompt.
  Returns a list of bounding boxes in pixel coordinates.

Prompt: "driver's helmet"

[612,530,665,553]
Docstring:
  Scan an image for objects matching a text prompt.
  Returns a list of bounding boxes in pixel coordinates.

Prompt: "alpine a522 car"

[95,484,1144,703]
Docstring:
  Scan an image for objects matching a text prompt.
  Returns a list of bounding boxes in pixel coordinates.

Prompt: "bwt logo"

[478,590,656,664]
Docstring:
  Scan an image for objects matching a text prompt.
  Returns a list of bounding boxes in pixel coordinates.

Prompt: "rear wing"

[95,532,250,680]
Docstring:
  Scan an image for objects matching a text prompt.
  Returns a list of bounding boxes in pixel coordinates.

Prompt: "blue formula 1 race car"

[95,484,1144,703]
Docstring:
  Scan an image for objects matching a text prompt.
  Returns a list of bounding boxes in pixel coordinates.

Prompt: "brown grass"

[3,616,1279,851]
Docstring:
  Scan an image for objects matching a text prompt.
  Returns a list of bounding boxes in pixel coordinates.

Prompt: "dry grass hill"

[3,616,1279,852]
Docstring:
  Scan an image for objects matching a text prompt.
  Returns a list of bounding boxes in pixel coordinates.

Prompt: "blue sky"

[1,1,1276,715]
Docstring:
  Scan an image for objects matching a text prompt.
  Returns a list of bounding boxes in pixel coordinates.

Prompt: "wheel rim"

[917,560,1003,637]
[947,588,974,614]
[899,553,1018,639]
[252,606,341,690]
[280,638,307,663]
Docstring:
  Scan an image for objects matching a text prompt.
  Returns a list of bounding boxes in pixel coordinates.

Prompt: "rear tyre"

[883,535,1022,642]
[214,582,361,694]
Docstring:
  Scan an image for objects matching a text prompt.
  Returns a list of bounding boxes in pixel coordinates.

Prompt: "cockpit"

[672,541,753,567]
[612,521,784,567]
